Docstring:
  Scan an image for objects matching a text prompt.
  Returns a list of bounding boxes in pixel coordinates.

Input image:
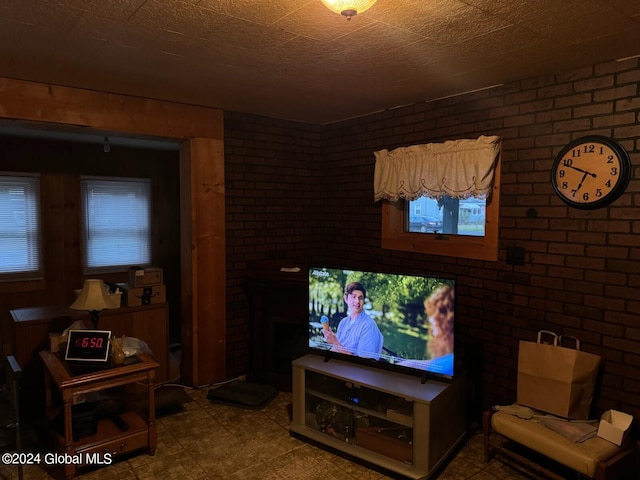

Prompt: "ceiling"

[1,0,640,126]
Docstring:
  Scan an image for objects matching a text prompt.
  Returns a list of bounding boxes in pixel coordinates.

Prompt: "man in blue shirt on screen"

[323,282,383,360]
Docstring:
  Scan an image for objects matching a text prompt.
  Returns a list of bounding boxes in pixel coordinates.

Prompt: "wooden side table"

[12,303,169,422]
[39,351,159,479]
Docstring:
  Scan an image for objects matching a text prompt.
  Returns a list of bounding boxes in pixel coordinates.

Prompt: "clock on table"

[551,135,631,209]
[65,329,112,363]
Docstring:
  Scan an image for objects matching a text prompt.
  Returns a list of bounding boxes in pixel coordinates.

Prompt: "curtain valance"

[374,135,501,202]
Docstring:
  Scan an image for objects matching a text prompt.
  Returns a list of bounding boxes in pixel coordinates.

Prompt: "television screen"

[308,266,456,380]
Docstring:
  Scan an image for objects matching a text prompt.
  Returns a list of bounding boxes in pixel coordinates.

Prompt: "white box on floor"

[597,410,633,446]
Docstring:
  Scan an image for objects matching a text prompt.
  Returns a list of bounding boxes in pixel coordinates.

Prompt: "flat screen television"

[308,266,456,381]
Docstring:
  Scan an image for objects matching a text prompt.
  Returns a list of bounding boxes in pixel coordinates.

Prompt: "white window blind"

[81,177,151,272]
[0,174,42,276]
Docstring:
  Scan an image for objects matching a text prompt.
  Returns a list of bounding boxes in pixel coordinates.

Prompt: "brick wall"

[223,112,323,374]
[224,57,640,417]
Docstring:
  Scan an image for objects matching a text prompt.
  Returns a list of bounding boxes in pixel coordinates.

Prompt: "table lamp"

[70,279,111,328]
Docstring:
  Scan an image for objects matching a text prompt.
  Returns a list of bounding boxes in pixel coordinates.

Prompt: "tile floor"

[3,388,539,480]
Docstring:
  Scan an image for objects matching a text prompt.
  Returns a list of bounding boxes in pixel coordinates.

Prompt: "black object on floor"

[207,380,278,410]
[156,402,186,418]
[136,385,193,418]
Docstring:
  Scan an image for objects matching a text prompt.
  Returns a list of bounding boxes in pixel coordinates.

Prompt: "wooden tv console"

[290,354,466,479]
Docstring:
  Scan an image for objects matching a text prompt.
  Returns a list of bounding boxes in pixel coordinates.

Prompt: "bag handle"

[537,330,558,345]
[559,335,581,350]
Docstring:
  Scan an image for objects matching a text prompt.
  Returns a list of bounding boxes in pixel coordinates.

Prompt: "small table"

[39,350,159,479]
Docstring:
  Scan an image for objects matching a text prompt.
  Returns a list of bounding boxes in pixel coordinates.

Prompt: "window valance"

[374,135,501,202]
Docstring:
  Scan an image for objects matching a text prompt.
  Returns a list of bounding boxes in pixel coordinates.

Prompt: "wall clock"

[551,135,631,209]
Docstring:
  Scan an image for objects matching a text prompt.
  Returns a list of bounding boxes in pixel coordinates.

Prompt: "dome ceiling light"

[321,0,377,20]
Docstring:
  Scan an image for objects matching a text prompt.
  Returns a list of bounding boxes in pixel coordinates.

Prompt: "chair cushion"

[492,410,621,477]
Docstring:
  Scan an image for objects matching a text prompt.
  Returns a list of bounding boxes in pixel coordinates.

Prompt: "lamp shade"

[70,279,111,311]
[321,0,377,19]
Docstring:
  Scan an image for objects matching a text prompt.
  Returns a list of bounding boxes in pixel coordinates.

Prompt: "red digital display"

[75,337,105,348]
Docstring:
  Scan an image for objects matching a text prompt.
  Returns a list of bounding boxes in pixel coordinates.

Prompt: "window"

[375,136,501,261]
[0,174,42,277]
[81,177,151,273]
[407,196,486,236]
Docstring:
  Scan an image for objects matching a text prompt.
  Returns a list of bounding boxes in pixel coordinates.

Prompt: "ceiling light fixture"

[321,0,377,20]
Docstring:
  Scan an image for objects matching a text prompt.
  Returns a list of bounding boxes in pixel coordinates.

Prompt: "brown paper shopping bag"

[517,331,601,420]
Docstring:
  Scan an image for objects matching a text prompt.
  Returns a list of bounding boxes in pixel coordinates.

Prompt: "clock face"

[551,136,631,209]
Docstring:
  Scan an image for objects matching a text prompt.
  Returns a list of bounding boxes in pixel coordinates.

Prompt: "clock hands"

[566,165,596,178]
[572,172,589,197]
[565,165,597,198]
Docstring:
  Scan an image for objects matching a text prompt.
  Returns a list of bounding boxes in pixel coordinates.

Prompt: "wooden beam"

[180,138,226,385]
[0,77,222,139]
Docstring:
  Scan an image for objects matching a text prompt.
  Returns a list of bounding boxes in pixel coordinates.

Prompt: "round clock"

[551,135,631,209]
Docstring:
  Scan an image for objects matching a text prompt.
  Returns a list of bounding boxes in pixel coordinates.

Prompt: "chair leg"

[5,355,23,480]
[482,410,494,463]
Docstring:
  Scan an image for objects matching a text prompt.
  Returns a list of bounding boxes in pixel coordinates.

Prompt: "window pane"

[0,175,42,275]
[82,178,151,271]
[407,197,486,237]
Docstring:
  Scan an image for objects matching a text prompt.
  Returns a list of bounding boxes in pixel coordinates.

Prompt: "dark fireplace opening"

[247,261,308,391]
[271,321,308,376]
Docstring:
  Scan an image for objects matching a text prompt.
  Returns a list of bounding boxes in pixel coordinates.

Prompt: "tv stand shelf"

[290,354,466,480]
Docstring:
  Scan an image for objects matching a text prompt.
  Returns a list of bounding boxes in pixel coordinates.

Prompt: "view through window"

[407,196,486,236]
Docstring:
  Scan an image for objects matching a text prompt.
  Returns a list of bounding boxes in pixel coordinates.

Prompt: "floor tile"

[9,390,549,479]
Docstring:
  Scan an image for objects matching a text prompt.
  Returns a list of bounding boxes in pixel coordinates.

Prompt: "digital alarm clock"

[65,329,112,363]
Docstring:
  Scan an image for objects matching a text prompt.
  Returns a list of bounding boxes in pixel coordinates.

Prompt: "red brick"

[573,103,613,117]
[592,112,636,128]
[594,84,637,102]
[555,93,592,108]
[574,76,615,91]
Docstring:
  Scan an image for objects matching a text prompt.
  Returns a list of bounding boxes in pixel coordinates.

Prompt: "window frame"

[80,176,152,274]
[381,153,501,261]
[0,172,43,280]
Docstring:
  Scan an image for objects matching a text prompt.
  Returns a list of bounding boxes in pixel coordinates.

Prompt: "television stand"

[290,354,466,479]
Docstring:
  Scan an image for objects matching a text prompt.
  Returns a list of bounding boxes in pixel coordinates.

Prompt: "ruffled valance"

[374,135,501,202]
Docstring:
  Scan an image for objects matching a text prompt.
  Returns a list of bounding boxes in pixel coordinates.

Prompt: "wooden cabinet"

[40,350,158,479]
[10,303,168,419]
[290,354,466,480]
[96,305,168,382]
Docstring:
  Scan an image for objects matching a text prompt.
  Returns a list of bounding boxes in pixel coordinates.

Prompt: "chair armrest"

[6,355,22,377]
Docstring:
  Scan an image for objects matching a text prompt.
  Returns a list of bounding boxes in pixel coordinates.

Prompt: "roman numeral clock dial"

[551,136,631,209]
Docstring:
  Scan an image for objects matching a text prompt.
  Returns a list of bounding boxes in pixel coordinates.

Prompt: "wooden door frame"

[0,77,226,386]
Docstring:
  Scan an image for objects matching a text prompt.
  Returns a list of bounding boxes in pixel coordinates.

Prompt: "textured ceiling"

[1,0,640,125]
